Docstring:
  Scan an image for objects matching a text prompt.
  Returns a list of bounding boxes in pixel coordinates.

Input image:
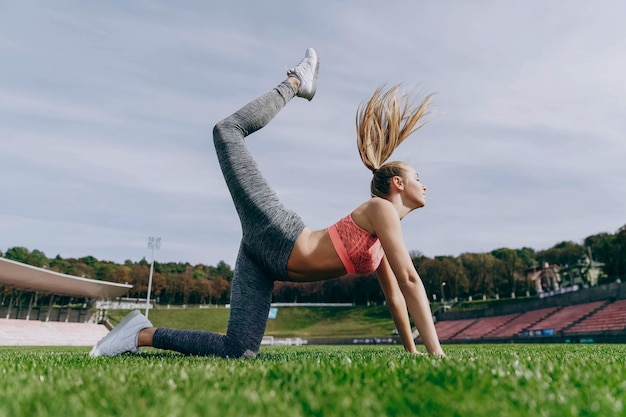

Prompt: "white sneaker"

[287,47,319,101]
[89,310,153,357]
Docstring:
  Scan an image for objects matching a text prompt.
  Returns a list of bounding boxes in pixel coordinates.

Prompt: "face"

[400,165,427,209]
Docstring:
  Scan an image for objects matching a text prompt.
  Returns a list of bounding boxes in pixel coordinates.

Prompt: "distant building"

[524,250,606,294]
[560,252,606,287]
[526,263,562,293]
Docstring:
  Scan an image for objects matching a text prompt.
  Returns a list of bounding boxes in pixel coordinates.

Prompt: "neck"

[385,194,412,220]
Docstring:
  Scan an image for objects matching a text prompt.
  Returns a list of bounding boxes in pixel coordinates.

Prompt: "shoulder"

[364,197,398,220]
[352,198,400,236]
[352,197,393,213]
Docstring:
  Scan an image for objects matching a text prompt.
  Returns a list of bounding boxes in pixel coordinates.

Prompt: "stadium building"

[0,257,132,346]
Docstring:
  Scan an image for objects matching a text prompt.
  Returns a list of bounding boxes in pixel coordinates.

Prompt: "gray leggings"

[152,81,306,358]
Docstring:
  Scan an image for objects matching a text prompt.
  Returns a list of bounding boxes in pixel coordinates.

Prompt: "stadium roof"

[0,258,132,299]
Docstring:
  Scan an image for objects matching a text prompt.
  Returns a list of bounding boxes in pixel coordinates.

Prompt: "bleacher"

[526,300,607,334]
[488,306,561,339]
[431,297,626,343]
[564,299,626,335]
[432,318,477,340]
[0,318,108,346]
[451,313,520,341]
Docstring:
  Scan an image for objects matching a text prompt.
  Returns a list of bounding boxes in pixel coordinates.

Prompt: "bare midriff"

[286,227,348,281]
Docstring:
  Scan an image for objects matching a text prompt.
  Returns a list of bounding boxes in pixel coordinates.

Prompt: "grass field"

[106,306,400,338]
[1,344,624,417]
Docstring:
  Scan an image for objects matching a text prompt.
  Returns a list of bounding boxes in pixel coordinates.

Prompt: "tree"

[460,253,498,298]
[437,256,469,299]
[613,225,626,280]
[150,272,166,299]
[339,274,382,305]
[514,247,538,294]
[79,255,99,269]
[585,227,626,281]
[273,282,301,303]
[129,264,150,298]
[162,273,183,304]
[5,220,620,306]
[49,255,69,274]
[491,248,521,297]
[4,247,31,264]
[419,256,468,301]
[65,258,94,278]
[28,249,48,268]
[94,262,117,282]
[113,265,132,285]
[180,274,195,304]
[208,261,234,282]
[536,241,585,267]
[209,277,230,304]
[193,279,213,304]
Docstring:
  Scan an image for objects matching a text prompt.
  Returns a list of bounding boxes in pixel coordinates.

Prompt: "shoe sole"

[304,48,319,101]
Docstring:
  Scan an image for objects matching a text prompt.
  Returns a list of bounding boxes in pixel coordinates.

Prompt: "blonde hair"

[356,85,433,197]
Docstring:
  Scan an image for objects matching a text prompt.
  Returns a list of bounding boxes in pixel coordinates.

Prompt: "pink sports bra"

[327,214,384,275]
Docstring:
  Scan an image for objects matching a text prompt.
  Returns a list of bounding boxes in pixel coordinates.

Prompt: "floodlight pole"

[145,237,161,319]
[441,281,446,304]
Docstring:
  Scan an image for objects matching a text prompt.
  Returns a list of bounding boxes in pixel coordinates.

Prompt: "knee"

[212,120,227,146]
[213,117,242,144]
[242,349,257,359]
[224,349,256,359]
[223,336,258,359]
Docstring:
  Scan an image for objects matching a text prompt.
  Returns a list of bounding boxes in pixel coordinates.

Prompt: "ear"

[391,176,404,191]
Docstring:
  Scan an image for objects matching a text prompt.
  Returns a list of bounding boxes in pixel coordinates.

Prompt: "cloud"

[1,0,624,268]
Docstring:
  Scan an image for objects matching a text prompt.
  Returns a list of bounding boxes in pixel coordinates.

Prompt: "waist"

[286,227,348,281]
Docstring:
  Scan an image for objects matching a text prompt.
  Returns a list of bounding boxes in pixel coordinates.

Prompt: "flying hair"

[356,85,433,172]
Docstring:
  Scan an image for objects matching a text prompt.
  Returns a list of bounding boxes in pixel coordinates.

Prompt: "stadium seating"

[452,313,520,341]
[0,318,108,346]
[564,299,626,335]
[526,300,608,334]
[488,306,561,339]
[432,318,478,341]
[430,298,626,342]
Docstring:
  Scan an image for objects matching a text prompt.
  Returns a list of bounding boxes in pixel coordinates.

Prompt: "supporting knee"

[242,349,257,359]
[223,336,258,359]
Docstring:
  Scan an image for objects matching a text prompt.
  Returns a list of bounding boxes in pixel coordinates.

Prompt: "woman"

[90,48,445,358]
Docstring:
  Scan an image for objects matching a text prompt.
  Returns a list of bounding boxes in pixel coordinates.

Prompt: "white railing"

[261,336,307,346]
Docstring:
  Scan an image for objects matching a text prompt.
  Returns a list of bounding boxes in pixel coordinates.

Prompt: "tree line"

[1,248,233,305]
[2,224,624,305]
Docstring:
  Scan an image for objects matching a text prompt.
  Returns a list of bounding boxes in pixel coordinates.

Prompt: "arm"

[376,255,417,353]
[369,201,445,356]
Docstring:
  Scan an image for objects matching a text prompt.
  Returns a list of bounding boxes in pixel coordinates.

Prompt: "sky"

[1,1,625,268]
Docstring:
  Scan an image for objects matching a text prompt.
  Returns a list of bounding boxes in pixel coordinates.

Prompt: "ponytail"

[356,85,433,197]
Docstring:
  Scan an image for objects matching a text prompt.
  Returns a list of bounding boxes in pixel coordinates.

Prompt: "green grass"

[1,344,624,416]
[107,306,399,338]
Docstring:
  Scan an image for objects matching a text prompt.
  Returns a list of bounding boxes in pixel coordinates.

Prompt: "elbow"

[396,272,421,292]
